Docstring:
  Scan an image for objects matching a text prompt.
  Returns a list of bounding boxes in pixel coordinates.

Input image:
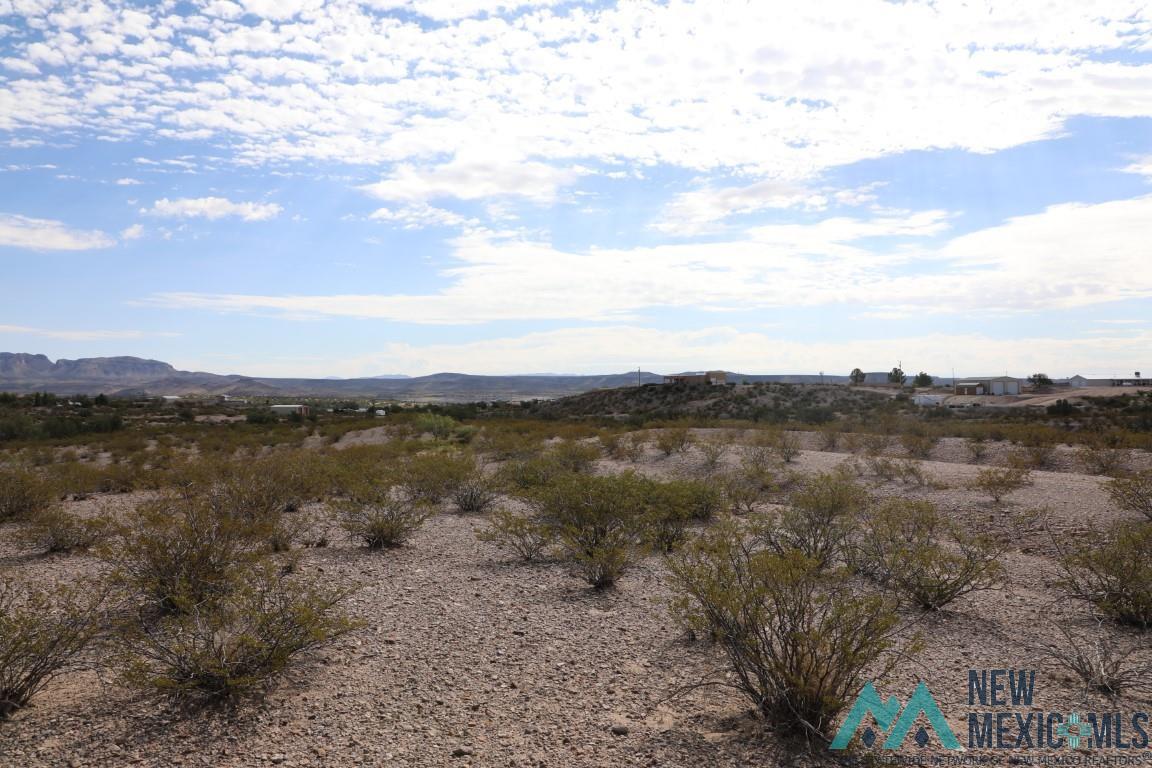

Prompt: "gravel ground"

[2,431,1150,767]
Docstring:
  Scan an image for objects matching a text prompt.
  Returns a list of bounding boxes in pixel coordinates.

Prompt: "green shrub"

[697,437,728,473]
[19,506,112,553]
[337,482,433,549]
[1039,623,1152,696]
[655,427,693,457]
[1105,470,1152,520]
[759,470,868,567]
[0,579,105,718]
[104,492,264,614]
[119,566,356,700]
[817,423,842,451]
[970,466,1031,502]
[397,452,473,504]
[965,437,988,463]
[668,520,902,739]
[527,472,648,589]
[852,499,1005,610]
[451,470,498,514]
[1058,521,1152,628]
[770,429,801,463]
[900,432,937,459]
[496,454,570,491]
[0,468,54,522]
[415,413,459,440]
[549,440,601,474]
[477,508,554,562]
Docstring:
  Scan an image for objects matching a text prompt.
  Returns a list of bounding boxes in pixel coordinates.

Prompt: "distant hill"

[0,353,666,401]
[0,355,924,402]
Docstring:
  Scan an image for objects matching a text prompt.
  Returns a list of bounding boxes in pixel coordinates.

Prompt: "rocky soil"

[2,430,1150,767]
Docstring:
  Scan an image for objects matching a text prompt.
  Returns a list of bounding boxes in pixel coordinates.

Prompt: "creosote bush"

[19,506,112,553]
[0,579,105,719]
[105,492,265,614]
[337,481,433,549]
[0,468,54,522]
[760,470,868,567]
[852,499,1005,610]
[1058,520,1152,628]
[965,437,989,464]
[970,466,1031,502]
[655,426,694,457]
[451,469,499,514]
[476,507,555,562]
[525,472,648,589]
[1105,470,1152,521]
[668,518,902,740]
[396,451,473,505]
[1039,622,1151,696]
[119,566,356,700]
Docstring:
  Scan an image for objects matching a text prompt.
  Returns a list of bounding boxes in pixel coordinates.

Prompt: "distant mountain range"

[0,353,871,401]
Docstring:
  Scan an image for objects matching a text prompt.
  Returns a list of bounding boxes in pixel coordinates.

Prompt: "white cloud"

[143,196,282,221]
[0,324,177,341]
[360,158,576,205]
[1123,156,1152,178]
[143,194,1152,322]
[1,0,1149,187]
[0,213,115,251]
[115,177,142,185]
[369,203,478,229]
[120,223,144,240]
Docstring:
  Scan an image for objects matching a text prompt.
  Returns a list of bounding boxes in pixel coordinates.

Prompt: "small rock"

[452,746,475,757]
[610,725,630,736]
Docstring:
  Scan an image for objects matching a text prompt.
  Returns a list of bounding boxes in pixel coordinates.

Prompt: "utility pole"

[637,367,641,387]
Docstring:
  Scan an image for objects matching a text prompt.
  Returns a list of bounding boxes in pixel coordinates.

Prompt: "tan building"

[953,377,1021,396]
[663,370,727,386]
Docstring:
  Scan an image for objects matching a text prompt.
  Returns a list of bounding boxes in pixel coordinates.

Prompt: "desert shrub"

[414,413,459,440]
[451,470,498,514]
[697,437,729,473]
[1012,441,1056,470]
[965,437,988,464]
[0,468,54,522]
[894,459,935,487]
[1105,470,1152,521]
[741,440,775,477]
[598,431,622,459]
[760,470,868,567]
[770,429,801,463]
[655,426,694,457]
[970,466,1031,502]
[0,579,105,718]
[19,506,112,553]
[1058,520,1152,628]
[817,423,841,451]
[637,478,707,554]
[396,452,473,505]
[900,432,937,459]
[527,472,648,589]
[620,432,647,462]
[337,482,433,549]
[1039,622,1152,696]
[496,454,570,491]
[105,493,264,614]
[549,440,601,474]
[119,566,355,700]
[852,499,1005,610]
[861,433,890,457]
[1077,442,1128,477]
[477,429,543,461]
[668,520,902,739]
[476,508,554,562]
[865,455,900,483]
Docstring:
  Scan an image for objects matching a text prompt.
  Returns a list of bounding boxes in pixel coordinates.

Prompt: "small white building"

[912,394,945,407]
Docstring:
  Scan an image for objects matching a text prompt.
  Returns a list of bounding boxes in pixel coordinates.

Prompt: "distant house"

[269,404,310,418]
[663,370,727,386]
[861,372,900,387]
[1069,374,1149,388]
[953,377,1021,396]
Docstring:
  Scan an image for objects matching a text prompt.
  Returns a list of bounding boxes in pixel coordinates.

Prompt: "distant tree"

[912,372,934,388]
[94,394,109,406]
[1028,373,1054,390]
[849,368,866,386]
[888,367,907,386]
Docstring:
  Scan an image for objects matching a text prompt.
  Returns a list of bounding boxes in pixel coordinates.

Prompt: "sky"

[0,0,1151,379]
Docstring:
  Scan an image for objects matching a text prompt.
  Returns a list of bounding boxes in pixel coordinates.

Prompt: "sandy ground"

[2,431,1151,767]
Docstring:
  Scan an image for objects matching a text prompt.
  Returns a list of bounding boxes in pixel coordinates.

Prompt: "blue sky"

[1,0,1151,378]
